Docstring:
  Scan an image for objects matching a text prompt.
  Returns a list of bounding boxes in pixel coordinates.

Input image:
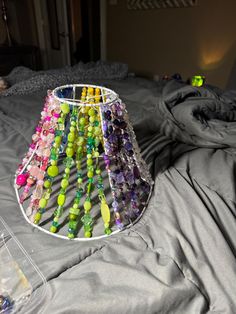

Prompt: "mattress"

[0,75,236,314]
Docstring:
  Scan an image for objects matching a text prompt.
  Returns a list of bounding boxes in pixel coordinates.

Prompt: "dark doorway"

[68,0,101,64]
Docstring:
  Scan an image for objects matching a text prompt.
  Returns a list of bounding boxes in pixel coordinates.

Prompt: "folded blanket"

[0,61,129,97]
[157,81,236,148]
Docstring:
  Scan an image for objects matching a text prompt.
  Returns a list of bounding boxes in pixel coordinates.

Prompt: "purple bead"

[133,166,140,179]
[127,149,134,156]
[116,173,125,184]
[114,128,121,135]
[103,154,109,160]
[103,123,108,132]
[123,133,129,140]
[119,121,127,129]
[108,134,118,143]
[124,142,132,151]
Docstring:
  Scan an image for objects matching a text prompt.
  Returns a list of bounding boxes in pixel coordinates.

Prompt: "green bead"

[68,132,75,142]
[50,225,57,233]
[69,220,77,229]
[61,179,69,189]
[69,207,80,215]
[71,121,76,126]
[61,103,70,114]
[84,231,92,238]
[57,194,66,206]
[66,147,74,157]
[83,201,92,212]
[52,220,59,227]
[34,212,42,223]
[47,165,59,177]
[44,180,51,189]
[105,228,112,235]
[63,157,74,168]
[39,198,47,208]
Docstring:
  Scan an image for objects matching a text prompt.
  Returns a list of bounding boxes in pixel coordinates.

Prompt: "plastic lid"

[0,217,47,313]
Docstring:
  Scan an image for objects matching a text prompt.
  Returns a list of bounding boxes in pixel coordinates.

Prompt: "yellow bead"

[66,147,74,157]
[61,103,70,114]
[47,165,59,177]
[101,202,110,224]
[84,231,92,238]
[77,178,83,184]
[68,132,75,142]
[61,179,69,189]
[89,116,95,123]
[44,180,51,188]
[39,198,47,208]
[94,151,99,158]
[50,226,57,233]
[84,200,92,212]
[79,117,86,125]
[69,213,77,220]
[88,108,95,116]
[87,171,93,178]
[65,168,70,174]
[51,160,57,166]
[87,158,93,166]
[77,137,84,145]
[94,127,100,135]
[34,212,42,224]
[57,194,66,206]
[54,136,61,144]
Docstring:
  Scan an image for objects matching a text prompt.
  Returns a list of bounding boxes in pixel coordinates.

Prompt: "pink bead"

[32,134,39,141]
[45,116,51,121]
[36,126,42,132]
[43,148,50,157]
[53,113,60,118]
[37,171,45,180]
[30,144,36,149]
[16,174,28,186]
[30,166,39,177]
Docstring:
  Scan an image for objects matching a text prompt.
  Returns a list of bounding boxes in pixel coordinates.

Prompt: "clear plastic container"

[0,217,47,313]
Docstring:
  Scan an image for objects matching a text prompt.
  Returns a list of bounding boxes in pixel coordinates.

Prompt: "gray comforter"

[0,77,236,314]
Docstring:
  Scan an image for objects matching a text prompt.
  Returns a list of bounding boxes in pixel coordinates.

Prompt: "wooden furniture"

[0,45,40,76]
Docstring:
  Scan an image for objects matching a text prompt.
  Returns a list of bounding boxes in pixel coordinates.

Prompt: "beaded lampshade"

[15,84,153,241]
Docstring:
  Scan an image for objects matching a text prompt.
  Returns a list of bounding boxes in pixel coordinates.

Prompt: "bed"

[0,62,236,313]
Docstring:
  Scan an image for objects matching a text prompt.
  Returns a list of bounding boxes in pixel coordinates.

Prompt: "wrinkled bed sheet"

[0,77,236,314]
